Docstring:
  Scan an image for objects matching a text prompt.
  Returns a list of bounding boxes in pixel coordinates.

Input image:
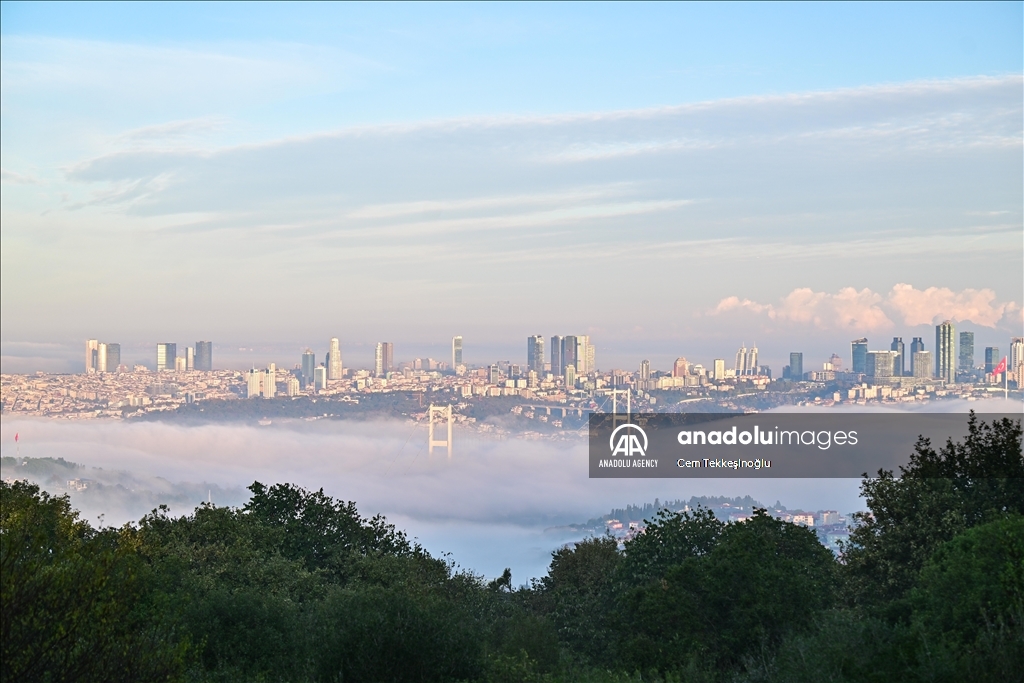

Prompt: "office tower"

[96,343,108,373]
[314,365,328,391]
[562,336,578,375]
[1011,338,1024,373]
[106,343,121,372]
[936,321,955,383]
[488,364,500,384]
[262,366,276,398]
[909,337,925,376]
[564,364,576,389]
[851,338,868,374]
[829,354,843,373]
[174,356,187,372]
[672,358,689,377]
[247,369,261,398]
[713,359,725,380]
[735,345,748,375]
[958,331,974,372]
[301,349,316,384]
[195,341,213,371]
[452,336,463,367]
[550,336,564,376]
[157,343,176,372]
[985,347,1000,374]
[586,344,595,374]
[576,335,591,373]
[891,338,905,377]
[913,351,933,379]
[286,376,300,397]
[327,338,343,380]
[527,336,544,375]
[640,359,651,381]
[85,340,99,373]
[746,345,758,375]
[789,353,804,380]
[186,346,195,371]
[374,342,393,377]
[866,351,895,379]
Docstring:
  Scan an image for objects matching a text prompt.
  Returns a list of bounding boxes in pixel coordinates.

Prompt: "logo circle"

[609,423,648,453]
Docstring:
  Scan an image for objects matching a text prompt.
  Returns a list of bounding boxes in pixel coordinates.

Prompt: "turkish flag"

[994,356,1007,375]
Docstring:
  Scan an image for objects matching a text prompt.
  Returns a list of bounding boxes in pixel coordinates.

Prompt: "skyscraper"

[789,352,803,380]
[247,369,261,398]
[746,345,758,375]
[527,336,544,375]
[936,321,955,383]
[735,345,748,375]
[195,341,213,371]
[186,346,195,371]
[96,343,108,373]
[262,365,276,398]
[488,364,500,385]
[157,343,176,372]
[1011,338,1024,374]
[829,354,843,372]
[576,335,591,374]
[564,364,576,389]
[327,338,343,380]
[301,349,316,385]
[314,365,328,391]
[910,337,925,376]
[639,359,650,381]
[891,337,905,377]
[851,338,868,374]
[866,351,895,379]
[958,331,974,372]
[550,336,564,376]
[713,359,726,380]
[374,342,393,377]
[105,343,121,372]
[985,347,1000,374]
[452,336,463,367]
[672,358,689,377]
[85,339,99,373]
[562,336,578,376]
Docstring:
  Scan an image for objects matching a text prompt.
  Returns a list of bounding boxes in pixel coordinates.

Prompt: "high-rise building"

[488,364,500,385]
[96,343,108,373]
[157,343,176,372]
[829,354,843,373]
[195,341,213,371]
[452,336,463,367]
[262,366,276,398]
[301,349,316,385]
[85,340,99,373]
[672,358,689,377]
[374,342,393,377]
[910,337,925,376]
[105,343,121,372]
[958,331,974,372]
[789,353,804,380]
[576,336,591,374]
[891,338,905,377]
[985,347,1000,374]
[936,321,955,383]
[564,364,576,389]
[713,359,726,380]
[314,365,328,391]
[639,359,651,381]
[186,346,195,371]
[1011,338,1024,374]
[746,345,758,375]
[586,343,595,374]
[175,356,187,373]
[913,351,933,379]
[286,376,300,397]
[527,336,545,375]
[866,351,896,379]
[562,336,578,375]
[735,345,747,375]
[550,336,564,376]
[247,369,261,398]
[327,338,343,380]
[851,338,868,374]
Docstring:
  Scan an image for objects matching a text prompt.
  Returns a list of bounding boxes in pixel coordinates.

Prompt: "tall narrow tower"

[452,336,463,368]
[327,338,343,380]
[936,321,955,383]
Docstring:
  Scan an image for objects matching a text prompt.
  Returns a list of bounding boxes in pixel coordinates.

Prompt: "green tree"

[1,481,186,683]
[844,413,1023,606]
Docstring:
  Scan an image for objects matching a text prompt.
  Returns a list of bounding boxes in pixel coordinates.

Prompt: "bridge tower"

[428,404,453,458]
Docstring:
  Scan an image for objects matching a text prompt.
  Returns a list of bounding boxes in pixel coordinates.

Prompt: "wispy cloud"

[1,168,42,185]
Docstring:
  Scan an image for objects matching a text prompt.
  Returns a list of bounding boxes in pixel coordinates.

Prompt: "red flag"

[994,356,1007,375]
[13,433,17,443]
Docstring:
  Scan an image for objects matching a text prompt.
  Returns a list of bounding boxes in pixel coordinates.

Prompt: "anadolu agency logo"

[609,423,648,457]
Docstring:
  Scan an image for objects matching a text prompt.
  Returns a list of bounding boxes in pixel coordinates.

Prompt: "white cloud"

[711,284,1020,331]
[1,168,41,185]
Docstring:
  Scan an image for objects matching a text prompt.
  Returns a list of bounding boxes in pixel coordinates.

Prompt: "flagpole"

[1005,357,1008,401]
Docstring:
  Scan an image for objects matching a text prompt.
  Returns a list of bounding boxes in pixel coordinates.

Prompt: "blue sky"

[1,2,1022,371]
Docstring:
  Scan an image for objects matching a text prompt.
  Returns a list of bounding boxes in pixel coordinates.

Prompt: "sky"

[2,2,1022,373]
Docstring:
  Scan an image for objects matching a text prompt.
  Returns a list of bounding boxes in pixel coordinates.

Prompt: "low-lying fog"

[2,400,1016,581]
